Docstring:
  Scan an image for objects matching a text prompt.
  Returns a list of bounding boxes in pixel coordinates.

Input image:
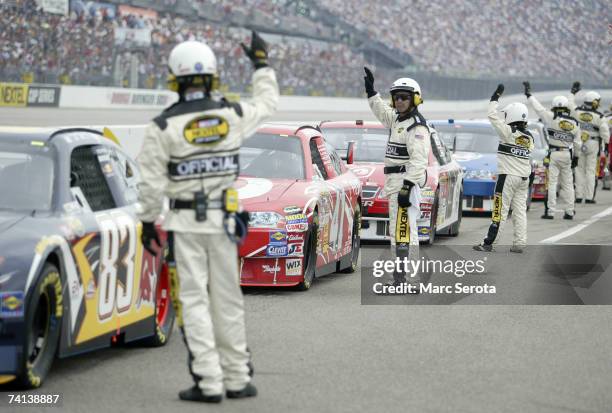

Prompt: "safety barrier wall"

[2,82,611,114]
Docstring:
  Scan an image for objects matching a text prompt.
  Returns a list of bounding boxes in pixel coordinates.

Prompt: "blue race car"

[0,127,174,388]
[432,120,545,212]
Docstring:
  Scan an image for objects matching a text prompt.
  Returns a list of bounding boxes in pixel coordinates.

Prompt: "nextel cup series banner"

[0,83,61,107]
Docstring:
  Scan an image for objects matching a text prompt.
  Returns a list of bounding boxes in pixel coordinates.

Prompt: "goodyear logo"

[515,136,530,148]
[184,116,229,145]
[559,120,575,131]
[579,112,593,122]
[0,292,24,317]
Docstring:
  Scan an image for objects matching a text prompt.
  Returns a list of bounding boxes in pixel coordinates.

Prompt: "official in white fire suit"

[568,81,610,203]
[474,84,534,253]
[137,33,279,403]
[524,82,580,219]
[364,67,429,288]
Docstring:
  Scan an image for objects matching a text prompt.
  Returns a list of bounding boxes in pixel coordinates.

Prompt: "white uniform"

[568,94,610,200]
[483,101,534,247]
[528,96,581,216]
[137,67,278,395]
[368,94,429,282]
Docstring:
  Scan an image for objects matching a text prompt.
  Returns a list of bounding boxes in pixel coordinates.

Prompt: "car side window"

[309,138,329,180]
[70,145,117,212]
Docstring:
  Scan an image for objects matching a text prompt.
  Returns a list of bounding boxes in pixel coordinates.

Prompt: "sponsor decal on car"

[285,259,302,276]
[419,227,429,235]
[285,213,307,224]
[283,205,302,214]
[0,292,24,317]
[266,244,288,257]
[286,223,308,232]
[262,264,281,274]
[269,230,287,245]
[287,243,304,256]
[288,233,304,242]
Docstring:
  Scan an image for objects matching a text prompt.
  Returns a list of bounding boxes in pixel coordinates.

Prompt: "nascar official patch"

[579,112,593,122]
[184,115,229,145]
[559,120,575,131]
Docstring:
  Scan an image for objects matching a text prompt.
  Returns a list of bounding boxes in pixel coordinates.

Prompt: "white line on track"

[539,205,612,244]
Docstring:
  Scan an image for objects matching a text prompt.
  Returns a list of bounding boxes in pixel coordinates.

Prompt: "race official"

[523,82,580,219]
[474,84,534,253]
[364,67,429,289]
[568,81,610,203]
[137,33,279,402]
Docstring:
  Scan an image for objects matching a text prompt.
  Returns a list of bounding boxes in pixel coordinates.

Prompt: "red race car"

[237,124,362,290]
[319,120,463,244]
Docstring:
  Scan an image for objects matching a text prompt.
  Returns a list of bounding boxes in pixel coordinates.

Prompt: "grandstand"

[0,0,609,99]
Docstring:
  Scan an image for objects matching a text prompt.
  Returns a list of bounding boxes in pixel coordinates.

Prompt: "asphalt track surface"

[1,108,612,412]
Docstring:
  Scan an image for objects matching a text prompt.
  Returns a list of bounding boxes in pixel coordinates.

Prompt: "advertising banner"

[41,0,69,15]
[27,86,61,107]
[0,83,29,107]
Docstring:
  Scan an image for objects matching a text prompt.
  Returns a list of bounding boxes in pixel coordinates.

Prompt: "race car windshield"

[240,133,305,179]
[436,126,499,153]
[0,142,55,211]
[322,128,387,162]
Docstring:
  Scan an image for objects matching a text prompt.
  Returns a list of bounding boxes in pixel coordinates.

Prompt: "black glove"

[142,221,161,255]
[397,180,415,208]
[571,156,578,169]
[241,31,268,69]
[523,81,531,98]
[571,81,581,95]
[363,66,376,98]
[491,84,504,101]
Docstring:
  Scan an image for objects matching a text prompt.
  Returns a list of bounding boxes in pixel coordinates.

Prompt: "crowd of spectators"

[0,0,372,95]
[1,0,608,97]
[318,0,611,83]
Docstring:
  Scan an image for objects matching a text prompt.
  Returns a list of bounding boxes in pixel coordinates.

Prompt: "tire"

[297,211,318,291]
[138,259,175,347]
[340,208,361,273]
[427,194,438,245]
[448,188,463,237]
[17,263,63,389]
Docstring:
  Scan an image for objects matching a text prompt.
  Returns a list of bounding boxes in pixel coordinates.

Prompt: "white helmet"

[551,95,569,111]
[168,41,217,77]
[390,77,423,105]
[584,91,601,108]
[501,102,529,125]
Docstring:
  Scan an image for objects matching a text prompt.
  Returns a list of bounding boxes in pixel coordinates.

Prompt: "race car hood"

[347,163,385,187]
[0,210,27,233]
[237,177,315,212]
[452,152,497,173]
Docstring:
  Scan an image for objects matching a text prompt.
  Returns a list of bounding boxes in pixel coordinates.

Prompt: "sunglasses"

[393,93,412,102]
